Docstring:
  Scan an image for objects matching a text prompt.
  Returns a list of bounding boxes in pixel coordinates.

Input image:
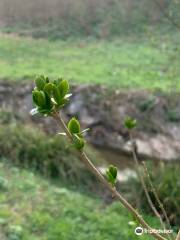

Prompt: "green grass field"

[0,161,161,240]
[0,33,179,90]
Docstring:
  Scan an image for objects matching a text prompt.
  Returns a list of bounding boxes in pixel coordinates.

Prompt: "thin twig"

[129,132,172,240]
[152,0,180,29]
[142,161,173,239]
[52,110,167,240]
[175,229,180,240]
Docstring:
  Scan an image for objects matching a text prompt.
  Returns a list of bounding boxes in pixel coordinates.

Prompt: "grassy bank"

[0,160,161,240]
[0,32,179,90]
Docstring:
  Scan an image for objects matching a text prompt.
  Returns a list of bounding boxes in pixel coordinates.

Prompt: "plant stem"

[52,111,168,240]
[129,132,172,240]
[142,161,173,240]
[176,230,180,240]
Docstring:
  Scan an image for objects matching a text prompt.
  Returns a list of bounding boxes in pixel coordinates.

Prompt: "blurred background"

[0,0,179,239]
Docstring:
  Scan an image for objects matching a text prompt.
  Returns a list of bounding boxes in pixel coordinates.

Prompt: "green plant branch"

[52,110,167,240]
[129,132,172,240]
[31,76,170,240]
[142,161,173,240]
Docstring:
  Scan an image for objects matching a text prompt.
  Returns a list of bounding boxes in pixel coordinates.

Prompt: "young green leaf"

[45,76,50,83]
[30,108,39,116]
[53,78,63,86]
[44,92,53,110]
[109,165,117,179]
[32,90,53,115]
[32,90,46,108]
[57,132,67,136]
[35,75,46,90]
[44,83,55,96]
[81,128,90,134]
[124,117,137,130]
[32,90,40,106]
[64,93,72,99]
[52,86,62,105]
[68,117,81,135]
[72,134,85,150]
[106,165,118,186]
[58,80,69,98]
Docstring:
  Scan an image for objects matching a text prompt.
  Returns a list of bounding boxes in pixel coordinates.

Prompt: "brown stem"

[142,161,173,240]
[52,110,168,240]
[129,132,172,240]
[175,230,180,240]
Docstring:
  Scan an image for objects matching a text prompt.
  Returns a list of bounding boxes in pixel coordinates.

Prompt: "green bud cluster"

[31,75,119,191]
[68,117,86,150]
[31,75,71,115]
[124,117,137,130]
[106,165,118,186]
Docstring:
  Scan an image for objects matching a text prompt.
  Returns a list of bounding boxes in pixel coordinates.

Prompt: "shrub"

[167,109,180,122]
[0,108,19,124]
[1,0,179,39]
[0,124,95,186]
[30,75,176,240]
[137,96,156,112]
[127,162,180,226]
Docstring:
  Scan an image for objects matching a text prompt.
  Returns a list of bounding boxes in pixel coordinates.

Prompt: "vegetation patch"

[0,124,96,186]
[127,162,180,227]
[0,0,179,39]
[0,33,179,91]
[0,161,159,240]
